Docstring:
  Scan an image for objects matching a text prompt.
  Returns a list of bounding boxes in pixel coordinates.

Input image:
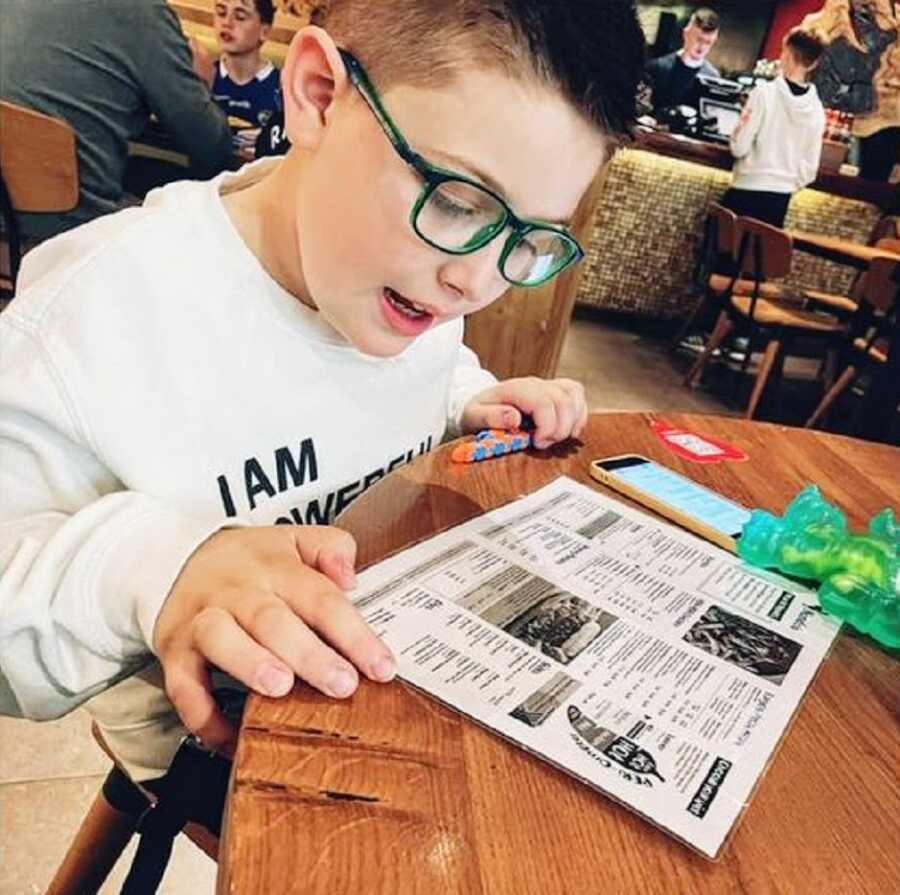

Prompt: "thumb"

[293,527,358,589]
[470,403,522,431]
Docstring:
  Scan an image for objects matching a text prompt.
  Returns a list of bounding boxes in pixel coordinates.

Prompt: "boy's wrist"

[89,502,240,655]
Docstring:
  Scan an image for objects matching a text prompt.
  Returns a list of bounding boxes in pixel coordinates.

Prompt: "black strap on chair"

[118,736,231,895]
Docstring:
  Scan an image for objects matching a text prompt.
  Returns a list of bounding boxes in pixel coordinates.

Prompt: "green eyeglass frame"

[338,49,584,288]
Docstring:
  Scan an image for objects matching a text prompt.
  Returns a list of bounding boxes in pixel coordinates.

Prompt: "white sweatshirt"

[0,160,496,720]
[729,76,826,194]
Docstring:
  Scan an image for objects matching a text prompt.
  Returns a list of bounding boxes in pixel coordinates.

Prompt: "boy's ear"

[259,22,271,46]
[282,26,348,151]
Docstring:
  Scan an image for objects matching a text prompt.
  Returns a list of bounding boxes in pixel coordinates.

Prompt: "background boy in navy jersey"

[211,0,281,126]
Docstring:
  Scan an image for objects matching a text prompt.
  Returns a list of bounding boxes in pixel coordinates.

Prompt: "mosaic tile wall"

[575,149,889,318]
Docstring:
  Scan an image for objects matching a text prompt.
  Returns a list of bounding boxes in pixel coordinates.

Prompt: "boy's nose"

[437,238,507,306]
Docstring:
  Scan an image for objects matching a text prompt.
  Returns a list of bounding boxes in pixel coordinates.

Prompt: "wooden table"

[218,413,900,895]
[789,230,900,270]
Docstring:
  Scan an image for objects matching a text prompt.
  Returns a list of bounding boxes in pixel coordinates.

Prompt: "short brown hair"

[312,1,647,142]
[690,8,720,33]
[786,28,825,69]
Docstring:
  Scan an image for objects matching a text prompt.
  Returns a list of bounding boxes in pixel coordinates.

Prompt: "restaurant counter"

[575,130,897,319]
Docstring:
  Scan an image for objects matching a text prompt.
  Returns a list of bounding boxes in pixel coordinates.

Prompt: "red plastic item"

[650,420,747,464]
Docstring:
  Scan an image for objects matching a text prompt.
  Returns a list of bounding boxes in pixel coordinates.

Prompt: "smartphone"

[589,454,751,552]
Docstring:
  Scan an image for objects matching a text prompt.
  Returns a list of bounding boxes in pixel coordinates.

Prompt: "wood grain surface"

[0,101,78,213]
[218,412,900,895]
[790,231,900,270]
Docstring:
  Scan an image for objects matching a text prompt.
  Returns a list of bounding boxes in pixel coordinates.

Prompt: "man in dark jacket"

[645,7,720,113]
[0,0,234,240]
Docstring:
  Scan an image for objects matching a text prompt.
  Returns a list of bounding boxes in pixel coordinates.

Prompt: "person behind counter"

[724,28,826,228]
[645,8,720,113]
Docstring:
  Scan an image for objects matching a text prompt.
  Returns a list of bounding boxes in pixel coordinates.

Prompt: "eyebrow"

[427,148,574,228]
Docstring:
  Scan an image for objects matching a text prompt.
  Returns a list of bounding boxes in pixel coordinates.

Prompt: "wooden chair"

[0,101,79,294]
[46,724,218,895]
[805,253,899,430]
[684,217,848,420]
[671,203,786,352]
[876,237,900,256]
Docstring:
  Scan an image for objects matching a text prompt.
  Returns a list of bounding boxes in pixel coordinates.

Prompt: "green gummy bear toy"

[738,485,900,648]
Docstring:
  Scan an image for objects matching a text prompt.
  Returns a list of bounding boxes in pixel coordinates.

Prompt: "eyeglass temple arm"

[337,49,427,171]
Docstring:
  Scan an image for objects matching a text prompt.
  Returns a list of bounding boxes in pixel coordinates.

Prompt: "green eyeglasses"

[339,49,584,288]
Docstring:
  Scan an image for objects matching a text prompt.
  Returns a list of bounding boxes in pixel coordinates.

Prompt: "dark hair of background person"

[255,0,276,26]
[785,28,826,69]
[690,7,720,33]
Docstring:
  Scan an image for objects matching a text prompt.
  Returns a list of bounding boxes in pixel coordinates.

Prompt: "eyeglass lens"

[414,179,573,285]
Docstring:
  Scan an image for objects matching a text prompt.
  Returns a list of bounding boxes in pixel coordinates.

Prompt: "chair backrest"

[874,237,900,257]
[736,216,792,281]
[866,214,900,246]
[0,101,78,213]
[708,203,739,256]
[861,255,900,314]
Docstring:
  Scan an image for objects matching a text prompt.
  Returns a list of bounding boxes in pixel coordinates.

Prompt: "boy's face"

[215,0,269,55]
[284,47,608,358]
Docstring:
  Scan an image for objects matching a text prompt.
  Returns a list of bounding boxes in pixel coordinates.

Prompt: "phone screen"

[599,457,751,539]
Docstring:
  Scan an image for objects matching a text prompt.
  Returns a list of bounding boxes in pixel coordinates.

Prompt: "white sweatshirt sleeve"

[445,341,497,434]
[730,88,765,160]
[798,110,826,189]
[0,314,224,720]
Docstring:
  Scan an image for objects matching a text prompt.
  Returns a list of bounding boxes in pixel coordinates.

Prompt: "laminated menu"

[351,476,840,858]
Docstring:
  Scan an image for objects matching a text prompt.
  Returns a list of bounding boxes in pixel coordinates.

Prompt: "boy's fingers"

[531,399,559,448]
[233,597,360,699]
[163,650,236,755]
[478,404,522,430]
[191,606,295,698]
[278,581,396,684]
[316,550,357,590]
[292,528,358,588]
[556,397,584,439]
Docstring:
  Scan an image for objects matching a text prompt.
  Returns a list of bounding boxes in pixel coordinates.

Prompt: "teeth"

[386,289,427,317]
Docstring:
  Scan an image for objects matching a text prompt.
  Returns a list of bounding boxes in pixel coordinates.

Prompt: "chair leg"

[683,312,733,387]
[818,348,840,393]
[739,325,759,373]
[670,293,712,352]
[745,339,782,420]
[46,767,149,895]
[805,365,857,429]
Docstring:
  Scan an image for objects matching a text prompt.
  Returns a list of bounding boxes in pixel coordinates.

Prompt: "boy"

[211,0,281,126]
[725,28,827,228]
[0,0,645,788]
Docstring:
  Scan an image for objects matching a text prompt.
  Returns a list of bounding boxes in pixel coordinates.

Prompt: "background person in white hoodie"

[724,28,827,229]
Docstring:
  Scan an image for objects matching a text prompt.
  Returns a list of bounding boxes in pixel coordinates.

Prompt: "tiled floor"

[0,312,831,894]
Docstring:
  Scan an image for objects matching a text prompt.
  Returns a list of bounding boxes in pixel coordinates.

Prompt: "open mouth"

[380,288,435,336]
[384,288,430,318]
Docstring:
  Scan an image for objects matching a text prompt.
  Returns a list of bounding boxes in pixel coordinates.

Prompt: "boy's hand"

[153,526,395,754]
[460,377,588,449]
